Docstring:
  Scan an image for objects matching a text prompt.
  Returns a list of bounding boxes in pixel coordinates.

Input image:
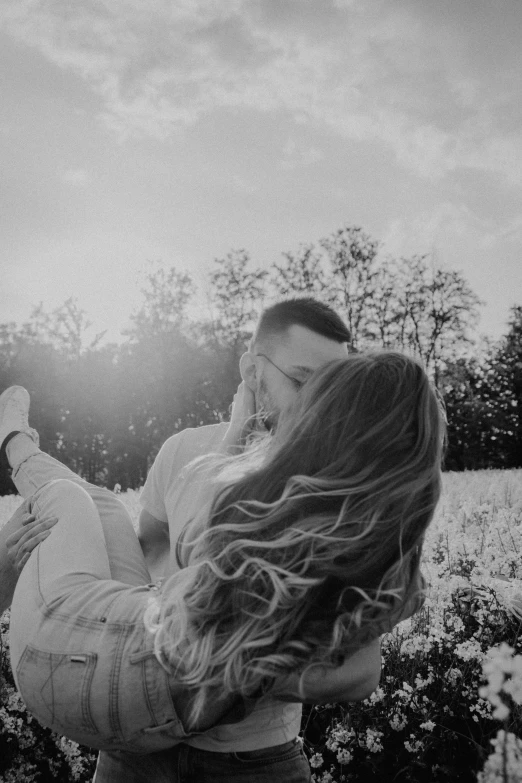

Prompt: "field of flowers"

[1,471,522,783]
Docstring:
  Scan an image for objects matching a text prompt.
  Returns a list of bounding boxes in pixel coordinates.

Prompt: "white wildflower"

[477,730,522,783]
[336,748,353,765]
[309,753,324,769]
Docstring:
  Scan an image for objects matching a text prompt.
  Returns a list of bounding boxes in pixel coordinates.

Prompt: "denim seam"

[34,571,120,628]
[78,652,99,734]
[34,554,141,627]
[12,456,42,490]
[232,747,303,766]
[108,625,128,738]
[139,655,156,726]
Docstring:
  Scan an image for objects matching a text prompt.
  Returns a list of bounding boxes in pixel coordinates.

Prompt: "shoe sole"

[0,386,30,417]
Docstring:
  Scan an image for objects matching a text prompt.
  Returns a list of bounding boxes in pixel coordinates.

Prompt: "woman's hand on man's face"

[6,502,58,575]
[222,381,257,453]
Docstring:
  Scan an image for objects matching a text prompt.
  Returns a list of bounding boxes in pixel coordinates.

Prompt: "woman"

[1,351,444,753]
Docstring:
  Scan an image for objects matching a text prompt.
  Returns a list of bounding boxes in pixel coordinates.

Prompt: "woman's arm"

[220,381,257,454]
[271,637,382,705]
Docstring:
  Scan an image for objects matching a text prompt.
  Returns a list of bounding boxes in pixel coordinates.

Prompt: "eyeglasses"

[254,353,305,389]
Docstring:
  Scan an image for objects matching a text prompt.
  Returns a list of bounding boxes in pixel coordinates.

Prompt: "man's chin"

[260,411,278,432]
[254,405,276,432]
[255,392,279,431]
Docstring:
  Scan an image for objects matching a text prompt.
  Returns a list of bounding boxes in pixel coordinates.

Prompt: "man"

[0,298,381,783]
[112,298,355,782]
[138,298,353,583]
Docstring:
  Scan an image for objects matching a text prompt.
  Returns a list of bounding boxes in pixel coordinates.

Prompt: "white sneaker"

[0,386,39,451]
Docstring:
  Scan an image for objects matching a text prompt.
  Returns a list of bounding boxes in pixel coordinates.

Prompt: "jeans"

[94,738,311,783]
[8,440,310,782]
[9,439,151,587]
[10,477,198,752]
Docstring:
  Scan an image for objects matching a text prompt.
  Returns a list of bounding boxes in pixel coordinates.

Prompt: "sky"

[1,0,521,344]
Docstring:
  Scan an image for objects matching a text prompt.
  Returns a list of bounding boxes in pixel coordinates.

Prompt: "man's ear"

[239,352,258,392]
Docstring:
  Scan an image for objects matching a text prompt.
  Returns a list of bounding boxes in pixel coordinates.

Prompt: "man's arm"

[0,502,56,614]
[0,515,20,614]
[138,508,170,583]
[271,637,382,705]
[138,383,254,582]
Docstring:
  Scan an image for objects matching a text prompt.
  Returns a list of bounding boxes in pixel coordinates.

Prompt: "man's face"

[253,324,348,428]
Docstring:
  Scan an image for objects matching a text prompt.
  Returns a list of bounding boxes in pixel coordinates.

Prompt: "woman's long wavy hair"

[146,352,445,726]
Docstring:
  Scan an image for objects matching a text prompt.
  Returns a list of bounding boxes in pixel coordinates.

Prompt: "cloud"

[229,173,258,193]
[61,168,91,186]
[279,138,323,170]
[380,203,522,294]
[457,133,522,188]
[381,202,499,259]
[380,201,522,338]
[496,214,522,243]
[2,0,522,184]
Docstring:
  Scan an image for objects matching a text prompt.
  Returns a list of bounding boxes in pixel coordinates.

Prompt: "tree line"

[1,225,520,494]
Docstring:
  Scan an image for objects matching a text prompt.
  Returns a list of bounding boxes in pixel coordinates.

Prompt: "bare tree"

[206,250,268,347]
[396,256,483,385]
[365,261,405,348]
[27,298,105,360]
[270,244,329,299]
[128,263,195,340]
[319,226,381,348]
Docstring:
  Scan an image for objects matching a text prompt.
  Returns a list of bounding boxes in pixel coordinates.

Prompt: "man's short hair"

[251,297,351,348]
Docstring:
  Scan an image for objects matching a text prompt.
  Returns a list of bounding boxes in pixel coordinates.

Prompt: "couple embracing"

[0,297,444,783]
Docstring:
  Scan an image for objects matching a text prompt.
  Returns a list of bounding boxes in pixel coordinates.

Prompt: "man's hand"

[271,637,382,705]
[6,503,57,575]
[1,500,56,614]
[221,381,257,454]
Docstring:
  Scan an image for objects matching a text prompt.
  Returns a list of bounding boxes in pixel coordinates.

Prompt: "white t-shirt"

[139,423,302,752]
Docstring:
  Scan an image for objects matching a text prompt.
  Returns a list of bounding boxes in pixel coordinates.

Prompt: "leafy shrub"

[1,611,97,782]
[300,600,522,782]
[1,471,522,782]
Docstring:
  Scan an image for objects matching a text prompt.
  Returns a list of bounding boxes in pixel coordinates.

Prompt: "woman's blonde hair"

[147,352,445,726]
